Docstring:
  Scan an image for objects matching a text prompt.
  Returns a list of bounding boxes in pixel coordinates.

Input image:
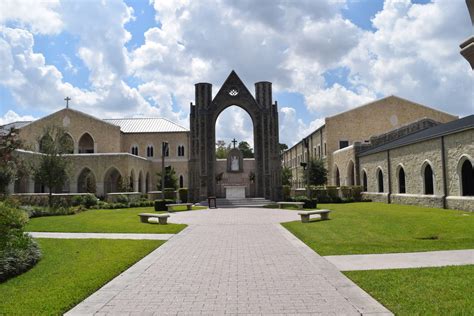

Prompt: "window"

[398,167,406,193]
[335,166,340,186]
[179,175,184,188]
[423,164,434,195]
[460,159,474,196]
[131,146,138,156]
[362,170,368,191]
[162,143,169,157]
[324,143,327,156]
[317,145,321,158]
[146,146,154,157]
[339,140,349,149]
[178,145,185,157]
[377,168,384,193]
[78,133,94,153]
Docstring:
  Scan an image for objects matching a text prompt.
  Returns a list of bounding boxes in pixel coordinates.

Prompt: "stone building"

[4,107,189,197]
[282,95,458,188]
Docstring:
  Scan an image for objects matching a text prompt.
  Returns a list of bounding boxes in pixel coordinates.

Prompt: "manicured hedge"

[154,199,175,212]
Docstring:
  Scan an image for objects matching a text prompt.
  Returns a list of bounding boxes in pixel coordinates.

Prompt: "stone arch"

[457,155,474,196]
[421,160,435,195]
[189,71,281,201]
[361,169,368,191]
[62,132,74,154]
[14,173,29,193]
[138,170,144,193]
[77,168,96,194]
[396,164,406,194]
[347,160,355,186]
[377,167,384,193]
[104,167,122,194]
[129,169,136,192]
[78,132,95,153]
[39,133,53,153]
[334,165,341,187]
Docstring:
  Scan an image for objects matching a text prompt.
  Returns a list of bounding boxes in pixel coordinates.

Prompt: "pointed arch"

[78,132,95,153]
[334,164,340,186]
[421,161,435,195]
[14,173,29,193]
[129,169,136,191]
[138,170,144,193]
[361,169,368,192]
[62,133,74,154]
[77,168,96,193]
[39,134,53,153]
[347,160,355,186]
[458,155,474,196]
[104,167,122,194]
[397,164,406,194]
[377,167,384,193]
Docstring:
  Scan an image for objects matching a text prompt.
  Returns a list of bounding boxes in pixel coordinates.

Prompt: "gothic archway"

[189,71,281,202]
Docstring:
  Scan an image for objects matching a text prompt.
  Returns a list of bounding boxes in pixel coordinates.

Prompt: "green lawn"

[345,265,474,315]
[282,202,474,255]
[0,238,163,315]
[26,207,188,233]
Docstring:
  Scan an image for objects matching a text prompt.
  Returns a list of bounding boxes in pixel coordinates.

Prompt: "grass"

[345,265,474,315]
[282,202,474,255]
[0,238,163,315]
[26,207,189,233]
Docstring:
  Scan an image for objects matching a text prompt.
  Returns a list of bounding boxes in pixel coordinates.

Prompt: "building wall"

[18,109,122,153]
[331,145,357,186]
[121,132,189,161]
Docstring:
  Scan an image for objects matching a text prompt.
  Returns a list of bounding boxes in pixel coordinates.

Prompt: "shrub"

[116,194,129,205]
[154,199,174,212]
[163,188,176,200]
[352,186,363,201]
[292,196,317,209]
[83,194,98,208]
[339,186,352,199]
[326,186,338,198]
[0,203,41,282]
[71,195,84,206]
[178,188,188,203]
[282,185,291,201]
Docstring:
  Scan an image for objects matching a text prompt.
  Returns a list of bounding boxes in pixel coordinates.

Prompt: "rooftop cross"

[231,138,238,148]
[64,96,71,108]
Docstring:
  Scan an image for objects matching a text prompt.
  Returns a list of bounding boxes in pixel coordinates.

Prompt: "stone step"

[199,198,272,208]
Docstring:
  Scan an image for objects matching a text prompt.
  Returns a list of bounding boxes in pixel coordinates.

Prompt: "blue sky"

[0,0,472,146]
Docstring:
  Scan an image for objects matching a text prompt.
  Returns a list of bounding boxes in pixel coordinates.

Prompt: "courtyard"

[0,202,472,315]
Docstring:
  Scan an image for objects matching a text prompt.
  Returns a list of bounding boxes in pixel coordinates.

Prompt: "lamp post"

[302,137,310,198]
[161,141,168,199]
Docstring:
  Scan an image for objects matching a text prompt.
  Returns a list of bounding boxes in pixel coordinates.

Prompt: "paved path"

[67,208,391,315]
[28,232,174,240]
[325,249,474,271]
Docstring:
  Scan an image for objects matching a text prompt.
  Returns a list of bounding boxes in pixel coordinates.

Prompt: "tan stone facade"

[8,108,190,197]
[283,95,457,188]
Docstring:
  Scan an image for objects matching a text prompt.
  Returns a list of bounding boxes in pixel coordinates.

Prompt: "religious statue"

[231,155,239,171]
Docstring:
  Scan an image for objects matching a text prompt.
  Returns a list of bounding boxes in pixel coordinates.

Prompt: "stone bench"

[138,213,170,224]
[166,203,193,212]
[277,201,305,209]
[298,210,331,223]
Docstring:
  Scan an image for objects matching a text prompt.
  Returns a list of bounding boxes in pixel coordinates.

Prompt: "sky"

[0,0,473,148]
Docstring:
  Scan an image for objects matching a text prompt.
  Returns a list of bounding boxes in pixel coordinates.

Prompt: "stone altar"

[224,185,246,199]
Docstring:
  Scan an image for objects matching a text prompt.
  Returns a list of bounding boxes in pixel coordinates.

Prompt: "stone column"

[28,178,35,193]
[133,180,139,192]
[96,181,105,197]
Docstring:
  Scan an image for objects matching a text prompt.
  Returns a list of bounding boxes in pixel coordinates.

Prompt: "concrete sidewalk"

[325,249,474,271]
[66,207,392,315]
[28,232,175,240]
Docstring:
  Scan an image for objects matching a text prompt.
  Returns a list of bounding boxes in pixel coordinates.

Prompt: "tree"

[215,140,230,159]
[156,166,178,190]
[281,166,293,186]
[33,126,72,206]
[0,128,23,195]
[303,159,328,186]
[238,141,254,158]
[279,143,288,154]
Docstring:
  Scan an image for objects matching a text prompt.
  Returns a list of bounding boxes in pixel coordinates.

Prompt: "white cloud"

[215,106,254,147]
[279,107,325,146]
[0,110,36,125]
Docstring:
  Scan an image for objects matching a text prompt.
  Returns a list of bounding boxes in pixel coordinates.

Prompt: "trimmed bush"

[178,188,188,203]
[340,186,352,199]
[163,188,176,200]
[292,196,317,209]
[71,195,84,206]
[116,194,129,205]
[352,186,363,201]
[83,194,98,208]
[0,203,41,282]
[154,199,174,212]
[326,186,338,198]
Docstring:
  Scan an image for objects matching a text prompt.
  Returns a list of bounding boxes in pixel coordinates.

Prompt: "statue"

[231,155,239,171]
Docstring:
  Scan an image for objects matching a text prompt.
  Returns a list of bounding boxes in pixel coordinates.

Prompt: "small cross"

[64,96,71,108]
[231,138,238,148]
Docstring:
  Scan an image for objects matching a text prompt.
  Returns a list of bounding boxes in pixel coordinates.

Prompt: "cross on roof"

[64,96,71,108]
[231,138,238,148]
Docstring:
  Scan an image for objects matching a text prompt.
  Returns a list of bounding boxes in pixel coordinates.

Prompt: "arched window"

[335,166,340,186]
[347,160,355,186]
[178,145,185,157]
[398,166,406,193]
[78,133,94,153]
[461,159,474,196]
[362,170,367,191]
[61,133,74,154]
[77,168,96,193]
[104,167,122,194]
[423,163,434,195]
[179,175,184,188]
[146,145,154,157]
[377,168,384,193]
[39,134,53,153]
[131,146,138,156]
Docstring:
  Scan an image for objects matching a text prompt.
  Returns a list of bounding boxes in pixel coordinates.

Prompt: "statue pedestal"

[224,185,246,199]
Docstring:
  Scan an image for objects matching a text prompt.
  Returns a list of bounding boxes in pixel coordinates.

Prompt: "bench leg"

[158,217,168,225]
[300,214,310,223]
[321,213,329,220]
[140,216,148,223]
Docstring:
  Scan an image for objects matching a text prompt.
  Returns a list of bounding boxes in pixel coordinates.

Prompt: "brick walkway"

[66,208,391,315]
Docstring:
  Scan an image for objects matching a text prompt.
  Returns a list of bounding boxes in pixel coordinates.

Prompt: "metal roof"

[359,115,474,156]
[104,118,188,133]
[0,121,32,135]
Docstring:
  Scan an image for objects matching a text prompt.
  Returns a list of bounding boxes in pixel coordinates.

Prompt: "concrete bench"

[166,203,193,212]
[138,213,170,224]
[298,210,331,223]
[277,201,305,209]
